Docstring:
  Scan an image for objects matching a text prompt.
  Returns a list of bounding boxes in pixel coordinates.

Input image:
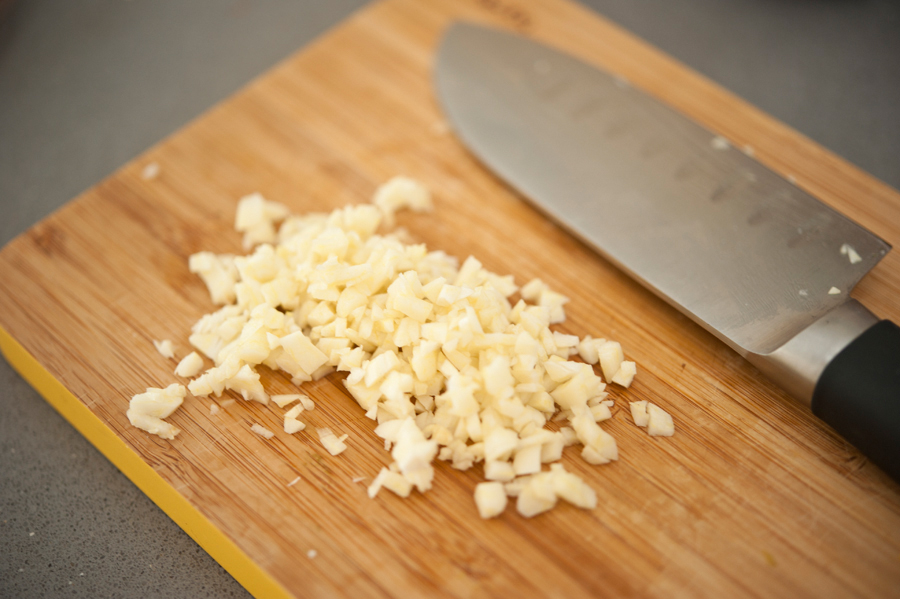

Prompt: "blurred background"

[1,1,898,597]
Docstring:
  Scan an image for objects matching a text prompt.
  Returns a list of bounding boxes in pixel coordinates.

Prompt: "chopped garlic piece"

[391,417,437,492]
[828,286,841,295]
[307,549,317,559]
[629,400,675,436]
[549,464,597,509]
[235,192,290,249]
[299,396,316,411]
[317,427,348,456]
[227,364,269,404]
[512,444,542,476]
[485,428,519,463]
[520,278,546,302]
[209,403,220,416]
[577,335,606,364]
[474,482,508,518]
[373,176,433,226]
[188,252,239,305]
[153,339,175,359]
[484,460,516,482]
[509,464,597,518]
[127,384,186,440]
[352,476,365,483]
[251,423,275,439]
[647,403,675,436]
[382,470,413,497]
[630,400,649,427]
[284,404,303,420]
[287,476,301,487]
[589,402,612,422]
[611,361,636,388]
[367,467,412,498]
[516,473,558,517]
[284,417,305,434]
[597,341,624,382]
[175,351,204,378]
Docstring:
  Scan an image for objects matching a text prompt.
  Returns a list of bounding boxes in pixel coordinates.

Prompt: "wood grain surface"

[1,0,899,597]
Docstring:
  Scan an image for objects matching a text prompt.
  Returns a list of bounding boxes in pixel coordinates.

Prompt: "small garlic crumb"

[431,120,450,135]
[828,286,841,295]
[799,289,808,297]
[840,243,862,264]
[710,136,730,150]
[29,531,35,537]
[175,351,204,378]
[153,339,175,359]
[307,549,317,559]
[352,476,365,483]
[271,393,304,408]
[287,476,301,487]
[251,423,275,439]
[141,162,160,180]
[220,399,235,407]
[209,403,220,416]
[317,427,348,456]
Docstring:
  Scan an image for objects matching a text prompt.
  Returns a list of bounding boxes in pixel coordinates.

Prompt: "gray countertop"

[1,1,898,597]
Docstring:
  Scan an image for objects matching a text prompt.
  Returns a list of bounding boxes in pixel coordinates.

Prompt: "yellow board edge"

[0,324,293,599]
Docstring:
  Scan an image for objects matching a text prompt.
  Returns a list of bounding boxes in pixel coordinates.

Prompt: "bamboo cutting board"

[2,0,900,597]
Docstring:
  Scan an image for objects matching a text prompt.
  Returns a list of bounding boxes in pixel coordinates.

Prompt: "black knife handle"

[812,320,900,481]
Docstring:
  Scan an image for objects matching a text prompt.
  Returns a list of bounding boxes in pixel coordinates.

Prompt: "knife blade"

[435,22,900,480]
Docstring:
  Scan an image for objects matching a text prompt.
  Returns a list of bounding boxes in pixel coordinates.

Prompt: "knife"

[435,23,900,481]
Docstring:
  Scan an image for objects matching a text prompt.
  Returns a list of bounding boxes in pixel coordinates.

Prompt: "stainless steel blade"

[435,23,890,358]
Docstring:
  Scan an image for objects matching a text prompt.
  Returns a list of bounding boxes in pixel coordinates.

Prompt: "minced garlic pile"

[128,176,674,519]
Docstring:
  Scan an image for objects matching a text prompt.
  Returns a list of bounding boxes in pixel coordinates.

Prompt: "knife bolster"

[746,300,878,406]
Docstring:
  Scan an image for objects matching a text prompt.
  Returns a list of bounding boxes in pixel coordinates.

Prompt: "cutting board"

[2,0,899,597]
